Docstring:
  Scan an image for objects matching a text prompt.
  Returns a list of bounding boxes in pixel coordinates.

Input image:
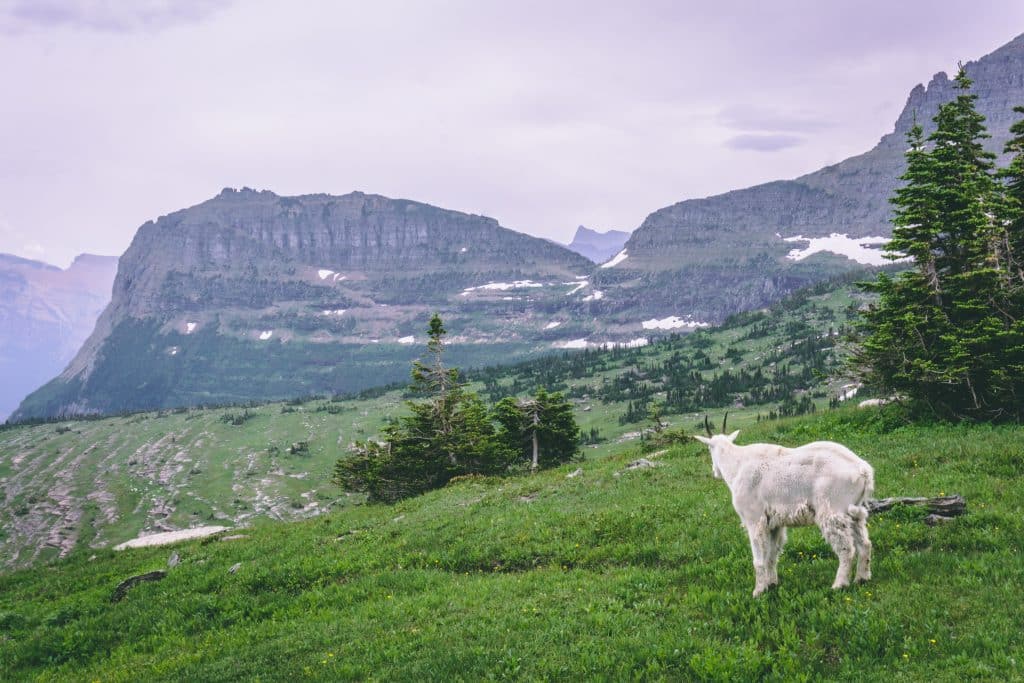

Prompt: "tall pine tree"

[855,67,1024,420]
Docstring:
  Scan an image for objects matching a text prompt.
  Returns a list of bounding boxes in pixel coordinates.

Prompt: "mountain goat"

[694,418,874,597]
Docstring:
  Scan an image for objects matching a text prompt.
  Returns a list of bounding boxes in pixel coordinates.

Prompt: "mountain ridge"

[597,32,1024,320]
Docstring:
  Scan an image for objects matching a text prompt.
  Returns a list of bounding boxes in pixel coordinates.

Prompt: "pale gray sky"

[2,0,1024,267]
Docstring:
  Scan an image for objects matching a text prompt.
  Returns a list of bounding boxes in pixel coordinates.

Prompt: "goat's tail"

[860,466,875,505]
[848,466,875,520]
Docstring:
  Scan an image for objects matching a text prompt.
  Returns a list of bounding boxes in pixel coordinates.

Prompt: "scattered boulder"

[626,458,659,470]
[566,468,583,478]
[111,571,167,603]
[228,562,242,574]
[614,458,662,478]
[167,552,180,567]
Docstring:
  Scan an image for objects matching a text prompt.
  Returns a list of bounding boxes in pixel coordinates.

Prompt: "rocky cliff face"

[0,254,118,420]
[14,191,612,419]
[565,226,631,264]
[600,32,1024,322]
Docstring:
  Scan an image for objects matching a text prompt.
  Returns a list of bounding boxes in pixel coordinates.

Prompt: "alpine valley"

[11,32,1024,420]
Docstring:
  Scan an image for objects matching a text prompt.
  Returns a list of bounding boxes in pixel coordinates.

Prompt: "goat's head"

[693,413,740,479]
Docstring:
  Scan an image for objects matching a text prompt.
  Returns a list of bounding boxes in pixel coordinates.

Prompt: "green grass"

[2,408,1021,680]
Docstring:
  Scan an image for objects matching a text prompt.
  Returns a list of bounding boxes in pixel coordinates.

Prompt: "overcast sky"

[3,1,1024,268]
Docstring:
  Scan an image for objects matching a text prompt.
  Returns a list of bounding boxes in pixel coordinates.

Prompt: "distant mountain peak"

[566,225,631,264]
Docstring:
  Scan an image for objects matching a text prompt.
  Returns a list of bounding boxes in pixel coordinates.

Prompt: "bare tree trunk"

[531,409,539,471]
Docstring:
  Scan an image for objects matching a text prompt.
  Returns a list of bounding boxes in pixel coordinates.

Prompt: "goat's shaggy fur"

[694,431,874,597]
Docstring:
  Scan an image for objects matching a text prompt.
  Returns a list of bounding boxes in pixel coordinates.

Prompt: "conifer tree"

[334,314,512,502]
[494,387,580,470]
[855,67,1024,420]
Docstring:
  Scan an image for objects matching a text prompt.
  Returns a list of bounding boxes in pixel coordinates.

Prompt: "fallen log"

[866,494,966,518]
[111,570,167,603]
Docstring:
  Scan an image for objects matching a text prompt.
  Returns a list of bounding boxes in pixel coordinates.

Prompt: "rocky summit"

[0,253,117,421]
[593,32,1024,322]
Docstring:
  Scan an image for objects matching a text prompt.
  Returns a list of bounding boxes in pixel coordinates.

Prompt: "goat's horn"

[722,411,729,434]
[704,414,713,437]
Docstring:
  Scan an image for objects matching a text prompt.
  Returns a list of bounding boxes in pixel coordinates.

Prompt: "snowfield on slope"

[782,233,899,266]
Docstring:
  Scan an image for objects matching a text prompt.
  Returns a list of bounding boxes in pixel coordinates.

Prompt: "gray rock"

[626,458,659,470]
[566,468,583,478]
[167,552,180,567]
[228,562,242,574]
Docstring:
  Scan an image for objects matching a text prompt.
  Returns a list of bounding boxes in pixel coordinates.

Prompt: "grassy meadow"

[1,407,1021,680]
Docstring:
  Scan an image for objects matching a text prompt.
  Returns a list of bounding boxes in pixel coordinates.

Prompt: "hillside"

[595,33,1024,321]
[1,409,1021,680]
[0,253,117,421]
[0,274,874,572]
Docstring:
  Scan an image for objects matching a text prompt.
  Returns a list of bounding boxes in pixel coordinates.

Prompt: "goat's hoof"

[855,574,871,584]
[831,582,849,590]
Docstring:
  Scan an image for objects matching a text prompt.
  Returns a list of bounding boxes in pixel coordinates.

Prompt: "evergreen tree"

[995,105,1024,409]
[854,68,1024,420]
[333,314,511,502]
[494,388,580,470]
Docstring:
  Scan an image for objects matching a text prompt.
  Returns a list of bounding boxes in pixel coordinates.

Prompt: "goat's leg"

[850,508,872,583]
[820,515,855,590]
[766,526,787,586]
[746,525,771,597]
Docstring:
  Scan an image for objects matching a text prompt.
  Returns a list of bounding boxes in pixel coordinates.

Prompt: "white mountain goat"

[694,417,874,597]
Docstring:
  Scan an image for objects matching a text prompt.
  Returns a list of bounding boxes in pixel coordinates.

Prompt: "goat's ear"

[693,435,711,445]
[726,430,740,442]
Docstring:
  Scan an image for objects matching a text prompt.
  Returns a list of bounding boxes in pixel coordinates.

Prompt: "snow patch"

[564,281,588,296]
[544,321,562,330]
[321,309,346,316]
[461,280,544,295]
[114,526,230,550]
[460,247,468,253]
[318,269,347,281]
[600,249,629,268]
[259,330,273,340]
[185,322,197,334]
[397,336,415,344]
[598,338,649,349]
[168,346,180,356]
[782,233,898,266]
[582,290,604,301]
[556,338,589,349]
[642,316,711,330]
